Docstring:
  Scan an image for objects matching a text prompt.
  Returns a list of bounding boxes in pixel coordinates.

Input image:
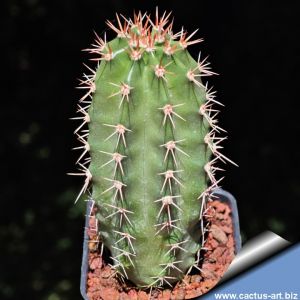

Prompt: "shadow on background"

[1,0,299,299]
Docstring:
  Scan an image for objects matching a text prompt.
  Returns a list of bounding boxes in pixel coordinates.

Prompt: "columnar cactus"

[70,10,236,288]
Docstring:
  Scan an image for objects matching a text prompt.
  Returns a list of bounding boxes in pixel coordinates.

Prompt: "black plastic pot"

[80,188,241,300]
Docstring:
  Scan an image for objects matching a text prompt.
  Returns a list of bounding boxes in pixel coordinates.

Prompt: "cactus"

[70,9,236,288]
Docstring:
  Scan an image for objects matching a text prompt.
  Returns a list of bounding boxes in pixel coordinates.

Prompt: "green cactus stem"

[69,9,236,288]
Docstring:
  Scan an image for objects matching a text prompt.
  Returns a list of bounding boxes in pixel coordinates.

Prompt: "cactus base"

[80,189,241,300]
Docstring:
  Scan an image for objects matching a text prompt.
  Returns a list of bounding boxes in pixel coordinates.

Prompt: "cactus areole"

[70,10,237,288]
